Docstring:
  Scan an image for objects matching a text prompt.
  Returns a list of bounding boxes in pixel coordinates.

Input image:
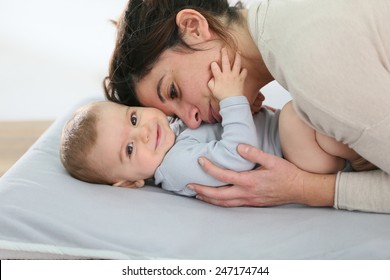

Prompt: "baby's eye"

[169,83,178,100]
[127,143,133,157]
[130,112,137,125]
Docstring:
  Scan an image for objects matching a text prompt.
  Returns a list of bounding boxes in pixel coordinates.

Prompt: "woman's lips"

[209,105,222,123]
[208,106,215,124]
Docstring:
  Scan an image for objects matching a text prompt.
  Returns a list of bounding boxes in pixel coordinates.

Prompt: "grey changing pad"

[0,97,390,260]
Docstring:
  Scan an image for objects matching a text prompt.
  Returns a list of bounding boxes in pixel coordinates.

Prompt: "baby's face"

[90,102,175,185]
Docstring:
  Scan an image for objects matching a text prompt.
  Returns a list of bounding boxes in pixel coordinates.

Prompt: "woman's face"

[135,48,220,129]
[135,47,263,129]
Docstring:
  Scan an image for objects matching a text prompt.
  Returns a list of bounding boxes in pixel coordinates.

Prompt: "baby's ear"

[112,179,145,188]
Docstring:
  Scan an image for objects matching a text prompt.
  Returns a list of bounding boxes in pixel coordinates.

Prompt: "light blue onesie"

[154,96,282,196]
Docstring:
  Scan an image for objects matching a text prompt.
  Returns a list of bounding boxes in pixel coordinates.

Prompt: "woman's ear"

[112,179,145,188]
[176,9,212,44]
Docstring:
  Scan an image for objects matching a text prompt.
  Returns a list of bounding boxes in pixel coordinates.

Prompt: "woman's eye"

[130,113,137,125]
[127,143,133,157]
[169,83,178,100]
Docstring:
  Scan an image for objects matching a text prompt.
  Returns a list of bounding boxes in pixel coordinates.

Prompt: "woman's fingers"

[188,184,249,207]
[237,144,275,169]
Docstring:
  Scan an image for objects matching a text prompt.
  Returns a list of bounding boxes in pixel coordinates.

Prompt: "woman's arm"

[188,144,336,207]
[189,145,390,213]
[336,170,390,213]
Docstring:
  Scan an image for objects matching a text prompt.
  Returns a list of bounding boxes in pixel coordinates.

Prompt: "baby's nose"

[139,126,149,143]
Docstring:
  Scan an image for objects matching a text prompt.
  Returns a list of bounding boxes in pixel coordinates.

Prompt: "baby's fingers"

[207,77,216,91]
[232,51,242,74]
[240,67,247,80]
[210,61,222,78]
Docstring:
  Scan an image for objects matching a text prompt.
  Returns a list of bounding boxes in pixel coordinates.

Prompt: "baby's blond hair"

[60,102,108,184]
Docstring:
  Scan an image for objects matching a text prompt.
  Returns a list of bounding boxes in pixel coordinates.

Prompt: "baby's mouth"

[155,124,161,150]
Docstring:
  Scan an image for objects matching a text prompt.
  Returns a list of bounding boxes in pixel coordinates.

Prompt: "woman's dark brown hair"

[103,0,243,106]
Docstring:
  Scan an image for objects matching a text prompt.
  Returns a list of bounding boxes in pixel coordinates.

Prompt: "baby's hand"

[207,48,247,102]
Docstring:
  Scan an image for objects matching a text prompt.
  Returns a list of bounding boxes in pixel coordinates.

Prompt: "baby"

[60,51,374,196]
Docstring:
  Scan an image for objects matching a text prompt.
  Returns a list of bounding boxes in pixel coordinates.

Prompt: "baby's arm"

[156,96,258,196]
[204,50,257,168]
[199,50,257,170]
[279,101,376,174]
[155,51,259,196]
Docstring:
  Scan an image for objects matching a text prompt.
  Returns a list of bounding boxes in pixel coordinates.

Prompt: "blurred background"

[0,0,127,175]
[0,0,290,121]
[0,0,290,175]
[0,0,127,121]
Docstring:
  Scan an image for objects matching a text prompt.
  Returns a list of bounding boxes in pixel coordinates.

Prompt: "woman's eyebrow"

[157,75,166,103]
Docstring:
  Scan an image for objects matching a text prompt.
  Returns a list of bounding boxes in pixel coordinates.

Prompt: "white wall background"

[0,0,290,121]
[0,0,127,120]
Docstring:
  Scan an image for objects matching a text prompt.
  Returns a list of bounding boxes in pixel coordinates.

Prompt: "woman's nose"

[180,106,201,129]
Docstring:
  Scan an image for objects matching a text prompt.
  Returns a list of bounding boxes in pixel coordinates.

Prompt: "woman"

[104,0,390,213]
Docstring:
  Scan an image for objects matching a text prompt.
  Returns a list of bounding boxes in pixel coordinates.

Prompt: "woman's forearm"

[189,144,337,208]
[299,172,336,207]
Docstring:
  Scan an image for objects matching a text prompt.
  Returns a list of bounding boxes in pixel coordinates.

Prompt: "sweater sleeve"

[155,96,259,196]
[287,5,390,213]
[335,170,390,213]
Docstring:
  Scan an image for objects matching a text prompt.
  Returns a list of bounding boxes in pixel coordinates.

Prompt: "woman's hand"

[188,144,336,207]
